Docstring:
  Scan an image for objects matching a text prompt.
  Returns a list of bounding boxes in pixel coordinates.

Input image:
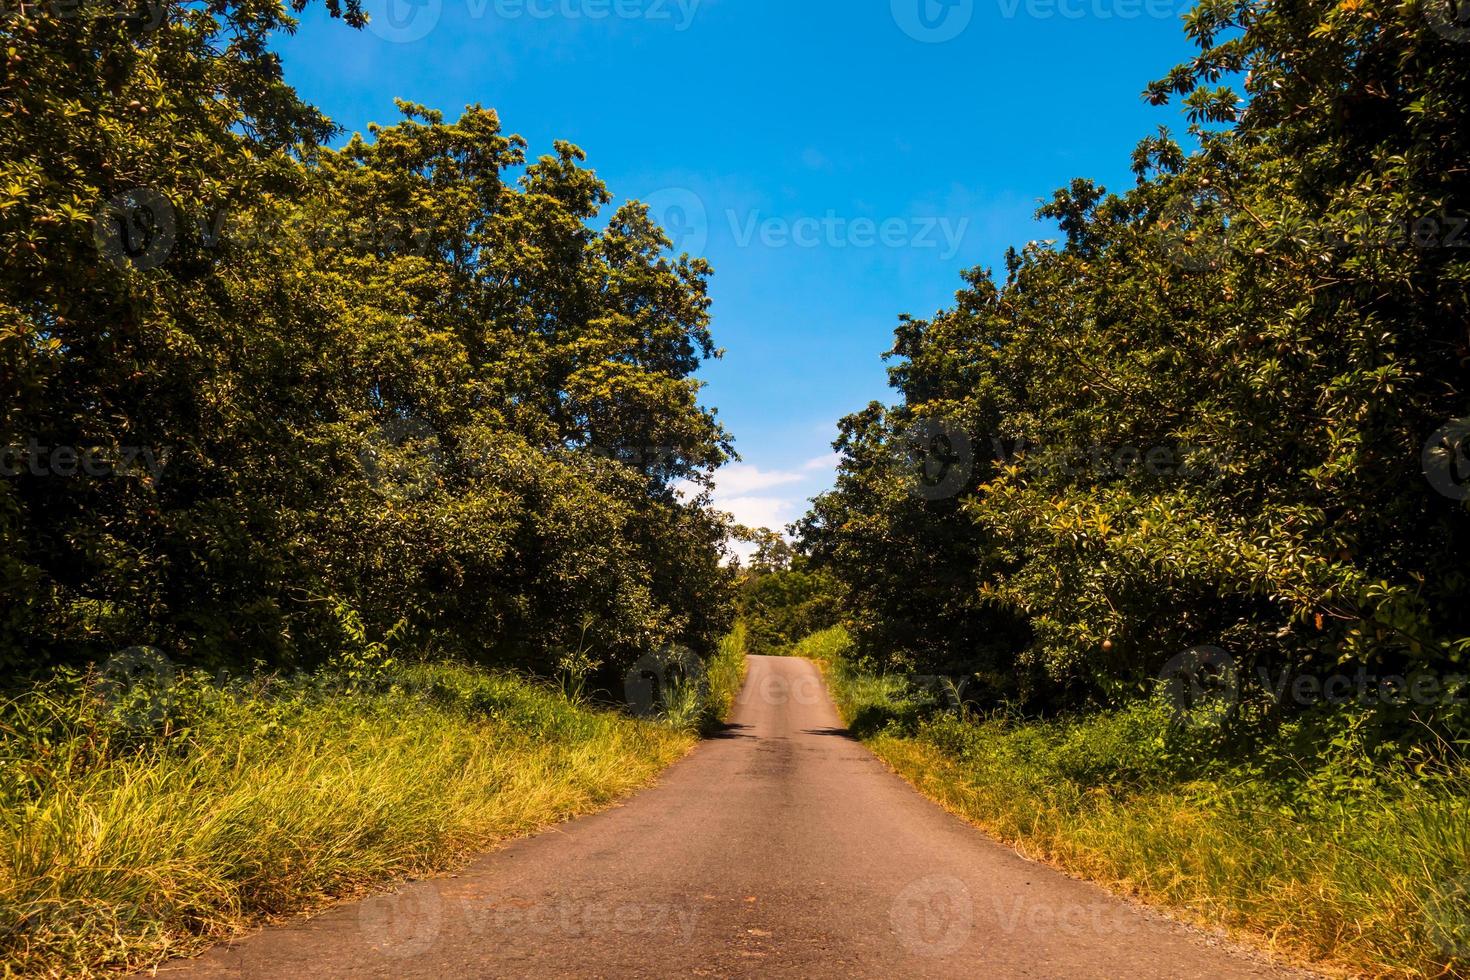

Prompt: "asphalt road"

[154,655,1308,979]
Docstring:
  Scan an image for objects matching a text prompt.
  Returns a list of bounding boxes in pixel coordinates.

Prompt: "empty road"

[155,655,1305,978]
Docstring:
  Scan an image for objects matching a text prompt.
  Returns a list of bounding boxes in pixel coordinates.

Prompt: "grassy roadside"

[702,622,751,726]
[795,627,1470,979]
[0,638,747,979]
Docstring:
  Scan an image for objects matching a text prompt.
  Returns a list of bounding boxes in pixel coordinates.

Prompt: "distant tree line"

[797,0,1470,738]
[733,528,840,657]
[0,1,736,678]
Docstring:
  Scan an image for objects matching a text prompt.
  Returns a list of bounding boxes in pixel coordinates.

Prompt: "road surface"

[154,655,1306,978]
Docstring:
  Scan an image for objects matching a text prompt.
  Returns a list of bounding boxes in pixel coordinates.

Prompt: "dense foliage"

[798,0,1470,738]
[0,2,736,677]
[732,530,840,656]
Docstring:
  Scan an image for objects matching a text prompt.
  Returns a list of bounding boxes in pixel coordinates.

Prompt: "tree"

[0,7,738,677]
[800,0,1470,732]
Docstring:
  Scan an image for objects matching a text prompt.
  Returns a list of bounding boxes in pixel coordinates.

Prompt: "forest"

[3,0,1470,975]
[794,0,1470,739]
[1,0,737,686]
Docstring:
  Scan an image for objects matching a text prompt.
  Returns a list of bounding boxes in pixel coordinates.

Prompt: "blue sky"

[277,0,1201,539]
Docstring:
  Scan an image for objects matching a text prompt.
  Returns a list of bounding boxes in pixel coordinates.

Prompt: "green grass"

[702,622,750,727]
[0,658,702,978]
[638,623,747,734]
[795,626,1470,979]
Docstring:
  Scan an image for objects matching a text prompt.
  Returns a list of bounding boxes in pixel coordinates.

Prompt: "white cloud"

[675,447,843,565]
[711,462,804,496]
[716,494,799,532]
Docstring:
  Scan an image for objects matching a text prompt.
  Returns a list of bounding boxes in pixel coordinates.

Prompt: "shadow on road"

[706,723,756,740]
[801,726,858,740]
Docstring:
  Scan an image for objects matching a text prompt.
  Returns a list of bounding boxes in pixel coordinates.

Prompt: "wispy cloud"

[676,446,843,564]
[802,452,842,472]
[713,462,805,496]
[706,456,840,536]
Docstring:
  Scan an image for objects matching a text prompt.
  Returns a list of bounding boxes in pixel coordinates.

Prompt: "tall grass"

[654,623,749,733]
[795,626,1470,979]
[702,622,749,726]
[0,660,695,978]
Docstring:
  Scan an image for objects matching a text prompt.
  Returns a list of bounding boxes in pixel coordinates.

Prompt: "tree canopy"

[798,0,1470,734]
[1,2,736,677]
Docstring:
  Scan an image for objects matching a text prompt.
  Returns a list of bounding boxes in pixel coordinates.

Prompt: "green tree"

[1,6,737,677]
[800,0,1470,732]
